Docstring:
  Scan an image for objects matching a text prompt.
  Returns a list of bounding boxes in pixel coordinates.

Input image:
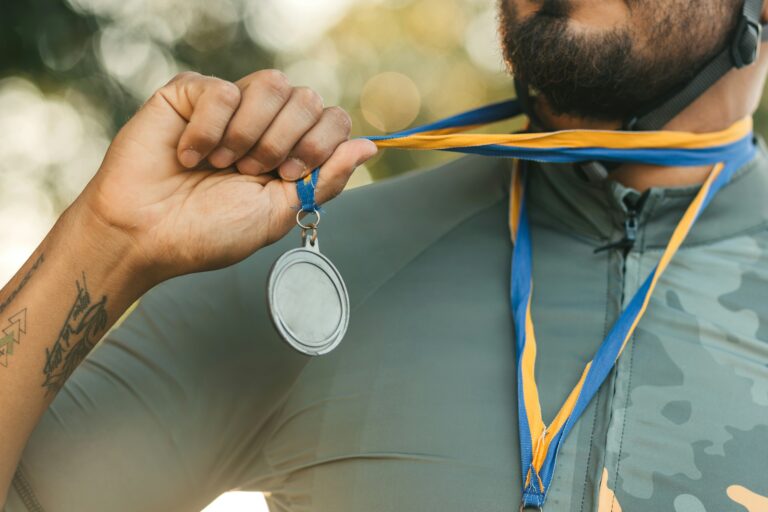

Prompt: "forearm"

[0,200,153,500]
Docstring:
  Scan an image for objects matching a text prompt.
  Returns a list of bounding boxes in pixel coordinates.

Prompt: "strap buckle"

[576,161,610,182]
[732,13,762,68]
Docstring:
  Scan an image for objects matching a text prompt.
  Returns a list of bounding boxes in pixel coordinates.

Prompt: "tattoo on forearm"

[42,272,108,396]
[0,308,27,367]
[0,253,44,316]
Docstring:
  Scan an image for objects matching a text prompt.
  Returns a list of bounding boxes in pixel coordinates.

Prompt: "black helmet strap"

[627,0,767,131]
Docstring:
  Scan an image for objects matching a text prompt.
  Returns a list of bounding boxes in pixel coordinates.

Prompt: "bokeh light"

[0,0,517,286]
[4,1,768,510]
[361,71,422,132]
[0,2,515,509]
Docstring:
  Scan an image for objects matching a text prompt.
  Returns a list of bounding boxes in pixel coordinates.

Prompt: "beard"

[498,0,736,121]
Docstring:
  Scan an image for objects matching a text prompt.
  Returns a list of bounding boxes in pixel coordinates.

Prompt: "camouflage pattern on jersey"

[530,144,768,511]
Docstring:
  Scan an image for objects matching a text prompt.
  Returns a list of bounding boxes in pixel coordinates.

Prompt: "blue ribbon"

[296,167,321,212]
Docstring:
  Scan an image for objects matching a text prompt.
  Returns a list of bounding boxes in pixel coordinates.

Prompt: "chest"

[260,207,768,511]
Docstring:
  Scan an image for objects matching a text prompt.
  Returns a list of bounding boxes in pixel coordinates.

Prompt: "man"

[1,0,767,510]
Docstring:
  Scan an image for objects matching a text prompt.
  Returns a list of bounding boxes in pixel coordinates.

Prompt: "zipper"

[595,191,650,309]
[594,210,638,255]
[593,192,649,256]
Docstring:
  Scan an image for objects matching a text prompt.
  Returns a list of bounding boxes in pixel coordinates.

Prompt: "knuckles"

[169,70,200,84]
[325,106,352,135]
[295,107,352,164]
[292,87,324,120]
[297,137,327,163]
[157,68,353,171]
[194,126,228,146]
[256,69,292,101]
[212,80,242,108]
[224,126,255,150]
[253,138,287,168]
[164,72,242,106]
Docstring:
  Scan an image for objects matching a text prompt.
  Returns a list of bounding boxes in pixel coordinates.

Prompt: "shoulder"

[334,153,510,220]
[237,154,511,306]
[289,154,509,292]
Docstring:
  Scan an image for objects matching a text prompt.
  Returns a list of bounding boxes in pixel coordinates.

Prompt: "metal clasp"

[297,209,320,252]
[300,227,319,251]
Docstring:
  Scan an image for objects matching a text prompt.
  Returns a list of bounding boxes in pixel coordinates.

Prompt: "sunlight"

[202,492,269,512]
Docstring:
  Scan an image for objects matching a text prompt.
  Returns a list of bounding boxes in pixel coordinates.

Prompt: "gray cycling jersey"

[5,139,768,512]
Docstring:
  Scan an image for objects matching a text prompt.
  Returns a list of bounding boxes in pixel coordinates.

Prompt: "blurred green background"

[3,2,768,510]
[0,0,519,285]
[2,0,768,280]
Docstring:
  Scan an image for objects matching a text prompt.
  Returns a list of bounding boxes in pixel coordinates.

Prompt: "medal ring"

[297,209,321,230]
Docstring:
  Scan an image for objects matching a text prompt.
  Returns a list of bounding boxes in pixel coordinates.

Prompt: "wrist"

[56,198,159,304]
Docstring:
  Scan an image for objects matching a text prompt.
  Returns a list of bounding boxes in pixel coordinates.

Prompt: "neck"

[533,50,768,192]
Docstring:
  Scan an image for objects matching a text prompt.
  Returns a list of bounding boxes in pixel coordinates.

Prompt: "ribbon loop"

[296,167,321,212]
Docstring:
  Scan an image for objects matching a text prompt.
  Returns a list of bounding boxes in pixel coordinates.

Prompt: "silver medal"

[267,210,350,356]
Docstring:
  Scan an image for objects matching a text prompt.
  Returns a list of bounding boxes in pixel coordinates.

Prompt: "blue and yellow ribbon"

[296,98,757,508]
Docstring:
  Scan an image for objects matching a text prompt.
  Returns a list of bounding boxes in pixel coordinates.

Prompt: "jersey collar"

[522,136,768,251]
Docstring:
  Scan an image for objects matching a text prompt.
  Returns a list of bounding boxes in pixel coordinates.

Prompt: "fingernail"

[209,147,236,167]
[282,158,308,180]
[180,149,201,168]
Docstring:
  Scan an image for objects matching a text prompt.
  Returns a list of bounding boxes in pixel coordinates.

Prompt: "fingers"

[207,70,292,168]
[276,106,352,181]
[173,74,243,168]
[209,70,353,180]
[155,69,356,177]
[235,86,325,177]
[284,138,378,209]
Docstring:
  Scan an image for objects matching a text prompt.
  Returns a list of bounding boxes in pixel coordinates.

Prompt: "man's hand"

[78,70,377,285]
[0,69,380,500]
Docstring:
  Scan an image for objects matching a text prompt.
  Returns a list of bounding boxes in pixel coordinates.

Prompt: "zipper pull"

[594,210,638,254]
[624,211,638,248]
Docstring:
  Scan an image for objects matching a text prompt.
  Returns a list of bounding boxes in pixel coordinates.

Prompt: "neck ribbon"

[295,99,757,510]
